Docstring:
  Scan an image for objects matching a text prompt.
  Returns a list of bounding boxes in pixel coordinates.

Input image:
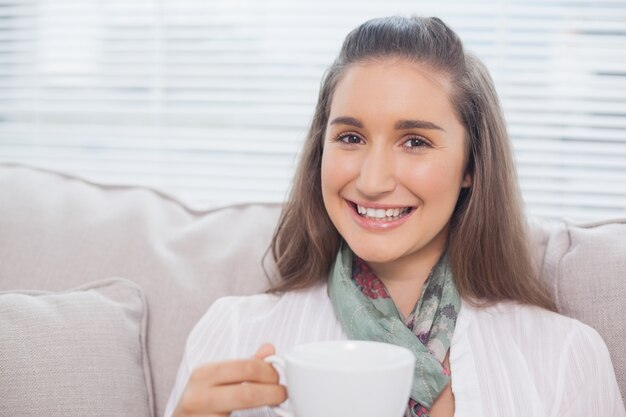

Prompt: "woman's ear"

[462,172,472,188]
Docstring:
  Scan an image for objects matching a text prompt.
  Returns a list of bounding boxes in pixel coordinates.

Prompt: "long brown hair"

[269,16,555,311]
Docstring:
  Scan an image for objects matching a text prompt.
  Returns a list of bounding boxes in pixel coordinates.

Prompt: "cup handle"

[264,355,294,417]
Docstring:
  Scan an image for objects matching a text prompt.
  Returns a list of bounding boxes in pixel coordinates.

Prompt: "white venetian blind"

[0,0,625,219]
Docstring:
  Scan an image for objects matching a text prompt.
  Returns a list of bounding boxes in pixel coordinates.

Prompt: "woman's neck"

[367,241,446,318]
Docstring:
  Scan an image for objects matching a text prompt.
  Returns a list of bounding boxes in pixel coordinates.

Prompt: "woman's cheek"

[322,149,358,189]
[421,157,464,188]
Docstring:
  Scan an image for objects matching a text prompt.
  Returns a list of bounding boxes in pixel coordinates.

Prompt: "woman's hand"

[173,343,287,417]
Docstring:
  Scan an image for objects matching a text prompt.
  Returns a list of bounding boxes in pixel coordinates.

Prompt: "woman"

[165,16,624,417]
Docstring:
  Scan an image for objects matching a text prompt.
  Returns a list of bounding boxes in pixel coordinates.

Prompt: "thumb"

[253,343,276,359]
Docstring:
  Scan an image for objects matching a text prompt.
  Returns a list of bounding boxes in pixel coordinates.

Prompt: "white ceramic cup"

[264,340,415,417]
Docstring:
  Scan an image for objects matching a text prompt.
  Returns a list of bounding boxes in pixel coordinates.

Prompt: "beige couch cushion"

[0,278,153,417]
[0,163,280,416]
[541,218,626,402]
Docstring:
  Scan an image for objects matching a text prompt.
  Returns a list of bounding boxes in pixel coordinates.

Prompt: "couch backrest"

[0,164,280,416]
[1,163,624,413]
[540,216,626,404]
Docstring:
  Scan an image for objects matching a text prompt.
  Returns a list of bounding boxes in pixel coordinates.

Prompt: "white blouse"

[164,283,625,417]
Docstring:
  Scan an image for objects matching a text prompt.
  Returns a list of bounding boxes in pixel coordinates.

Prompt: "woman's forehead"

[328,60,458,127]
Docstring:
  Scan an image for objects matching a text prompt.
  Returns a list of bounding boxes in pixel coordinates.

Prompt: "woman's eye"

[403,137,430,149]
[338,134,362,145]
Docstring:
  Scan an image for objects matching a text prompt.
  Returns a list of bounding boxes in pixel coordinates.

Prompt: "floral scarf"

[327,244,461,416]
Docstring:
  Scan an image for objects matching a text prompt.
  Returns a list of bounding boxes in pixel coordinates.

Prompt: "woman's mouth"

[350,202,415,222]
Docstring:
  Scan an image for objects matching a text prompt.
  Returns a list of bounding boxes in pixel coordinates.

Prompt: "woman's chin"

[348,245,400,265]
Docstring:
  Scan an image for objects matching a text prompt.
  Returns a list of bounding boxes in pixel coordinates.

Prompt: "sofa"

[0,162,624,416]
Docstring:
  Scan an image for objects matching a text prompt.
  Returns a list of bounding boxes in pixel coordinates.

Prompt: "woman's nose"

[355,148,397,197]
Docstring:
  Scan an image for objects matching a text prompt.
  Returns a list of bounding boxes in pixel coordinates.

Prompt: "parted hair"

[268,16,555,311]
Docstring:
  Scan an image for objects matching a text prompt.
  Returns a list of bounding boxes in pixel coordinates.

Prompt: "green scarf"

[328,244,461,416]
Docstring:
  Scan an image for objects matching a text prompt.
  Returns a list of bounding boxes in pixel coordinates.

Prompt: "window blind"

[0,0,625,220]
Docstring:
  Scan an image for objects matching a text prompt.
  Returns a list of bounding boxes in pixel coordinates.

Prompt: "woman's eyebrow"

[395,119,445,131]
[329,116,363,128]
[329,116,445,132]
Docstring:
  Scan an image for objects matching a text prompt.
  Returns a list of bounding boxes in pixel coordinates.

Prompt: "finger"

[203,382,288,413]
[253,343,276,359]
[173,390,229,417]
[191,358,280,387]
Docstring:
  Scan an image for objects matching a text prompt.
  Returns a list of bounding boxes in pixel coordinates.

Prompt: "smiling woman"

[164,16,625,417]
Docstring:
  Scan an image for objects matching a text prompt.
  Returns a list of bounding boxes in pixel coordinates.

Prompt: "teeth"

[356,204,410,220]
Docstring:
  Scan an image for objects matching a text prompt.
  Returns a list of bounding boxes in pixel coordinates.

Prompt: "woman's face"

[321,59,471,269]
